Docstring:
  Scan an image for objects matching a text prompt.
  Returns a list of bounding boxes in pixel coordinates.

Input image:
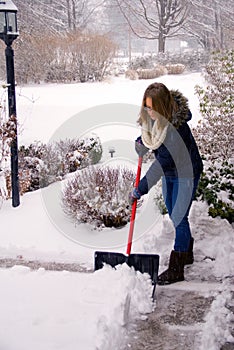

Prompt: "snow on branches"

[62,165,135,228]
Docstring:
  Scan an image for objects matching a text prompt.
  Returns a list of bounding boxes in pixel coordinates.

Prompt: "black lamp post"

[0,0,19,207]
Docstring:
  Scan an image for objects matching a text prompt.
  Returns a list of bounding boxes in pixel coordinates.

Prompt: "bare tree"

[14,0,106,34]
[114,0,190,53]
[183,0,234,50]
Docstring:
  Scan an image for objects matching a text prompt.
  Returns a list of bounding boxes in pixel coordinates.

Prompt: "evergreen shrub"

[194,50,234,222]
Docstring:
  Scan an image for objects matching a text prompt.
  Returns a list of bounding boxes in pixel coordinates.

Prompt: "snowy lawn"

[0,73,234,349]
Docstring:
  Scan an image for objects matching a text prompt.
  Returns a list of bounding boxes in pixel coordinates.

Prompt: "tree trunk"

[66,0,71,29]
[158,32,165,53]
[71,0,76,30]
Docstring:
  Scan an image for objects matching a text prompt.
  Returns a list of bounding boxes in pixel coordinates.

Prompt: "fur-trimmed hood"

[170,89,191,128]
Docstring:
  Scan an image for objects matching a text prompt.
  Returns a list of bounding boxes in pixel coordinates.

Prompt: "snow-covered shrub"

[130,50,210,72]
[62,166,135,228]
[137,66,167,79]
[195,160,234,224]
[0,170,7,207]
[5,168,31,197]
[153,180,167,215]
[0,88,13,204]
[19,142,62,191]
[194,50,233,161]
[193,50,234,222]
[165,64,185,74]
[125,69,139,80]
[79,136,102,165]
[57,136,102,173]
[18,136,102,193]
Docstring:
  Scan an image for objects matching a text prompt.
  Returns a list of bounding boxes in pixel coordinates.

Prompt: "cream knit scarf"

[141,117,169,150]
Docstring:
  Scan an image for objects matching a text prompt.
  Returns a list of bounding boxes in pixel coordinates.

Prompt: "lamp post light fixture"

[0,0,20,207]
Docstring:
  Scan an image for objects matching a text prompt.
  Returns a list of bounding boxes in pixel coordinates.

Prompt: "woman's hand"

[128,188,141,205]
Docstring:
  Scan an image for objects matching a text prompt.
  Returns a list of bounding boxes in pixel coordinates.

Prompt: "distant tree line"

[114,0,234,53]
[0,0,233,83]
[13,31,116,84]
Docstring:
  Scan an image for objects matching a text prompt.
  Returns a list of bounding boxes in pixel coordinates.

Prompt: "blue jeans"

[162,176,200,252]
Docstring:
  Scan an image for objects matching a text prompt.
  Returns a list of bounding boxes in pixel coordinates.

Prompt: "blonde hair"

[138,82,178,129]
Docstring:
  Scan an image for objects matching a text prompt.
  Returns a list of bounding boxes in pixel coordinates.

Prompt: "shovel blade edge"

[94,251,160,285]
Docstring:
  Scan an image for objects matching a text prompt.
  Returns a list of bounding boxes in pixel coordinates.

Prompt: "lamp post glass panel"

[0,0,20,207]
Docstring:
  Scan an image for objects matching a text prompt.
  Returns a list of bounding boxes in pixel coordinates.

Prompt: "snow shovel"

[94,156,160,297]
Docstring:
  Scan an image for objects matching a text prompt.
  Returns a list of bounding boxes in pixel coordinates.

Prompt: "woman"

[130,82,203,285]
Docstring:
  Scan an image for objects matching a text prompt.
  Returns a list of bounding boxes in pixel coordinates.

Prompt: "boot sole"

[157,277,184,285]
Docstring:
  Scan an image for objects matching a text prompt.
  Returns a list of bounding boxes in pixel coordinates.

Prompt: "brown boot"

[158,250,187,285]
[184,237,194,265]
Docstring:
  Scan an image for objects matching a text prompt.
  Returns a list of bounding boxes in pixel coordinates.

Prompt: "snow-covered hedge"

[125,69,139,80]
[125,64,185,80]
[194,50,233,161]
[17,136,102,193]
[195,160,234,224]
[194,50,234,223]
[137,66,167,79]
[130,50,210,72]
[165,64,185,74]
[62,166,135,228]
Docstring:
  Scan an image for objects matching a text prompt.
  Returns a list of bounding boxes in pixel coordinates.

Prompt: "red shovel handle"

[126,156,143,255]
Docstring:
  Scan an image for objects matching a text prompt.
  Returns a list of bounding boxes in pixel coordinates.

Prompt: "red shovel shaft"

[126,156,143,255]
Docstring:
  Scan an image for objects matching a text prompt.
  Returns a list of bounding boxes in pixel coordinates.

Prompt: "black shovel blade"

[94,251,160,285]
[94,251,127,270]
[127,253,160,285]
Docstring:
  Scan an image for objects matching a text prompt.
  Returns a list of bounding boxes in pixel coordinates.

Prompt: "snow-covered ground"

[0,73,233,350]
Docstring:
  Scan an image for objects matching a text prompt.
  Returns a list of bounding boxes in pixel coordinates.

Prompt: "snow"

[0,264,153,350]
[0,73,234,349]
[198,280,234,350]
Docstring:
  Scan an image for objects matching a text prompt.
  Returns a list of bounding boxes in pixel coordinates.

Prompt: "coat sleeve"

[137,159,163,195]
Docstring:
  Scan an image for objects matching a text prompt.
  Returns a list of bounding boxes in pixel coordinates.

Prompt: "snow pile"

[95,264,153,350]
[189,201,234,280]
[0,263,153,350]
[198,280,234,350]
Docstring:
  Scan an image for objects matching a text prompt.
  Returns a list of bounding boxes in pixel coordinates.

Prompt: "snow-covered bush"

[153,180,167,215]
[62,166,135,228]
[125,69,139,80]
[18,136,102,193]
[195,160,234,224]
[165,64,185,74]
[130,50,210,72]
[0,89,13,204]
[194,50,233,161]
[80,136,102,165]
[193,50,234,222]
[18,142,61,191]
[59,136,102,173]
[137,66,167,79]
